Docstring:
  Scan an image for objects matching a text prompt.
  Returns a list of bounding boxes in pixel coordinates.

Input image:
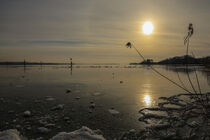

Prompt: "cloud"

[0,39,122,48]
[0,0,210,62]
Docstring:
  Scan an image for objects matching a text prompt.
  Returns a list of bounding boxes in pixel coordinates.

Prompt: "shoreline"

[1,92,209,140]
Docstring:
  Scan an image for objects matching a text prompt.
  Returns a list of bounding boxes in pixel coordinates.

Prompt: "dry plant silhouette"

[125,42,192,94]
[121,24,210,140]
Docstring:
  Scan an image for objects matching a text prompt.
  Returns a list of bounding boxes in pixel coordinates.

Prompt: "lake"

[0,65,209,139]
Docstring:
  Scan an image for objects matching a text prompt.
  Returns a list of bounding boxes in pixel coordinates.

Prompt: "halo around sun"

[142,21,154,35]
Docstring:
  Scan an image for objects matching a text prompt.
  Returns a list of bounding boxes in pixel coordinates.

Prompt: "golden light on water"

[142,21,154,35]
[138,88,153,107]
[144,94,151,106]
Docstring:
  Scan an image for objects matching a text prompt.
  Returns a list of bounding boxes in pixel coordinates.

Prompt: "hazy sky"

[0,0,210,63]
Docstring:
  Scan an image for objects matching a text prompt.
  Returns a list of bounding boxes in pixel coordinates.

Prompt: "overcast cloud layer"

[0,0,210,63]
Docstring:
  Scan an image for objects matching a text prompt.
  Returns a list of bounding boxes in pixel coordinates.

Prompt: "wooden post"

[70,58,73,69]
[24,59,26,66]
[23,59,26,74]
[70,58,73,75]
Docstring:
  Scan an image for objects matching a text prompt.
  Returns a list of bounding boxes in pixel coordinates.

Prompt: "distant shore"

[131,55,210,65]
[0,62,120,66]
[1,55,210,66]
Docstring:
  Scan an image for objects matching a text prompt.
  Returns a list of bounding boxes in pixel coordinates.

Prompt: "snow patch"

[50,126,106,140]
[0,129,23,140]
[108,109,120,115]
[93,92,102,96]
[46,97,55,101]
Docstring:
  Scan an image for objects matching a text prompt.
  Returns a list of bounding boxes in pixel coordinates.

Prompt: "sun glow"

[144,94,151,106]
[142,21,154,35]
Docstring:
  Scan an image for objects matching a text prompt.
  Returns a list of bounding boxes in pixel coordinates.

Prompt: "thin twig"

[185,38,197,94]
[131,45,192,94]
[175,66,188,90]
[191,52,202,94]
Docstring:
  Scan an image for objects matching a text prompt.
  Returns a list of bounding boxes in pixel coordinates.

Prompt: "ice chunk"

[51,104,64,111]
[46,97,55,101]
[38,127,49,134]
[50,126,105,140]
[23,110,31,117]
[108,109,120,115]
[93,92,102,96]
[0,129,23,140]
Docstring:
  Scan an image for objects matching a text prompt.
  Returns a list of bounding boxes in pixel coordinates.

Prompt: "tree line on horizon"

[130,55,210,65]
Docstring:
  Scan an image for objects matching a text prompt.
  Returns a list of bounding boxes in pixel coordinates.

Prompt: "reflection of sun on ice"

[138,89,153,107]
[144,94,151,106]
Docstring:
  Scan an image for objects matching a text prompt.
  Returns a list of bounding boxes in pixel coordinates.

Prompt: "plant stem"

[131,45,192,94]
[185,39,197,94]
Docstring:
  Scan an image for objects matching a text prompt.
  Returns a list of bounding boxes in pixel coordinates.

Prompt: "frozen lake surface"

[0,65,209,139]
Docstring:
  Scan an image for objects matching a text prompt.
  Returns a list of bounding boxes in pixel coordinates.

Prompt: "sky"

[0,0,210,63]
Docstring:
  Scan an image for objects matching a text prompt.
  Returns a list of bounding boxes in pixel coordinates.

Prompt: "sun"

[142,21,154,35]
